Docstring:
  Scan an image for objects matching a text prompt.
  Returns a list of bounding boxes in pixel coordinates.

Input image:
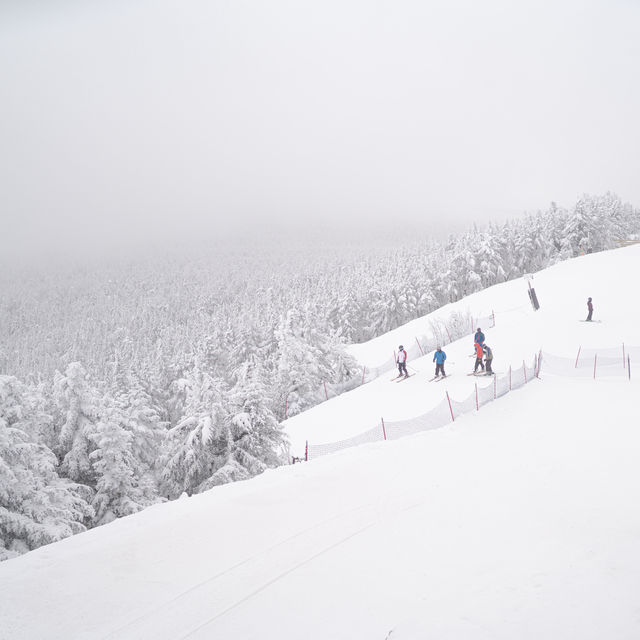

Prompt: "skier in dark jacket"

[586,297,593,321]
[483,344,494,374]
[433,347,447,378]
[474,328,485,346]
[396,345,408,378]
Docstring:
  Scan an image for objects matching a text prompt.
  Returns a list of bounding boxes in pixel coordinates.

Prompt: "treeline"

[0,192,638,559]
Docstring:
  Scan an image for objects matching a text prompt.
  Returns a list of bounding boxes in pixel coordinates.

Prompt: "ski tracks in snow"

[103,504,379,640]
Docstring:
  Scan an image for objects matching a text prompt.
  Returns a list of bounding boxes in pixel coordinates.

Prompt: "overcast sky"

[1,0,639,261]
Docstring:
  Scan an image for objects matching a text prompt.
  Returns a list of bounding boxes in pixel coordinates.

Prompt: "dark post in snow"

[525,274,540,311]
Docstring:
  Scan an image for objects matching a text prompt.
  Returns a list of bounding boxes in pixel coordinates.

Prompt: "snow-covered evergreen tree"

[0,376,93,560]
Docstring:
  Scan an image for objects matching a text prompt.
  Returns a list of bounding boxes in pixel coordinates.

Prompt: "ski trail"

[102,503,374,639]
[178,520,378,639]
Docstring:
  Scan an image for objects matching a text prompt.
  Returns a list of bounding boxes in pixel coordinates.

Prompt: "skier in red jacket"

[473,341,485,373]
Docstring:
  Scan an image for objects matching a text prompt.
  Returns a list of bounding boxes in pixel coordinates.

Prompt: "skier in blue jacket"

[433,347,447,378]
[474,328,485,346]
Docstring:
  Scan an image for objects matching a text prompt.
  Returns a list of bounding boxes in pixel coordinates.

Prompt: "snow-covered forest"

[1,192,638,560]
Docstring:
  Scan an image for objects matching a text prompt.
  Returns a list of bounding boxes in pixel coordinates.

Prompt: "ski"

[467,371,485,376]
[579,320,602,323]
[434,374,449,382]
[396,374,415,382]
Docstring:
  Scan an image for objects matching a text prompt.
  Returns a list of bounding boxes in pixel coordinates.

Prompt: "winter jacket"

[483,346,493,361]
[474,342,484,358]
[397,349,407,364]
[433,350,447,364]
[474,331,485,345]
[587,300,593,311]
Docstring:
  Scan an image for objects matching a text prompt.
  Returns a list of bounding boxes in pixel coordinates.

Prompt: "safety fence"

[541,343,637,379]
[285,310,496,418]
[305,354,539,461]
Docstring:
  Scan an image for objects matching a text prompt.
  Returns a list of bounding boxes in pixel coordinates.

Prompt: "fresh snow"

[1,246,639,639]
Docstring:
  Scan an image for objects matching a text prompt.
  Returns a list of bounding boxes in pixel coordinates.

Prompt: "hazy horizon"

[2,0,639,264]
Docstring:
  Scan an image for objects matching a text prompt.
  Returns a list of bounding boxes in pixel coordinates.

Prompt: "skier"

[586,297,593,322]
[473,340,485,373]
[396,345,408,379]
[433,346,447,378]
[474,327,485,346]
[483,344,494,374]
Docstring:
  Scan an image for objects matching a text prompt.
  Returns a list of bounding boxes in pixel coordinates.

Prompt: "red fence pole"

[416,337,425,356]
[362,366,366,384]
[446,391,455,422]
[593,354,597,379]
[475,383,479,410]
[628,355,631,380]
[284,397,288,419]
[305,440,308,461]
[575,346,581,368]
[381,417,387,440]
[323,380,329,401]
[523,360,527,384]
[445,325,452,343]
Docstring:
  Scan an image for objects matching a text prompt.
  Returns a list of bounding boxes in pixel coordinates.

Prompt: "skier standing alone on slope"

[473,340,485,373]
[433,346,447,378]
[396,345,408,379]
[586,297,594,321]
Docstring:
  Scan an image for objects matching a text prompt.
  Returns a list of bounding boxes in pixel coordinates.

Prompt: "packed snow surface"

[1,246,639,639]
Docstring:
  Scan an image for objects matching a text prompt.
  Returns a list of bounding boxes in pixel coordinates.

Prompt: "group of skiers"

[394,296,595,382]
[395,326,494,381]
[472,328,493,374]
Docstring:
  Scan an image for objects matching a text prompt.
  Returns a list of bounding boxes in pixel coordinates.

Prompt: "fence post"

[523,360,527,384]
[509,366,512,390]
[305,440,308,462]
[323,381,329,401]
[593,354,597,379]
[628,355,631,380]
[446,391,455,422]
[381,417,387,440]
[362,366,366,384]
[445,325,452,343]
[575,346,581,368]
[475,383,479,410]
[416,337,425,356]
[284,397,288,419]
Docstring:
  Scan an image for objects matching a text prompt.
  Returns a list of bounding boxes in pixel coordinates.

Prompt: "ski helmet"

[398,345,403,350]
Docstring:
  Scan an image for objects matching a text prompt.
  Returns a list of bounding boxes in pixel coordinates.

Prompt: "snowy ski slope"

[283,245,639,456]
[1,246,639,640]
